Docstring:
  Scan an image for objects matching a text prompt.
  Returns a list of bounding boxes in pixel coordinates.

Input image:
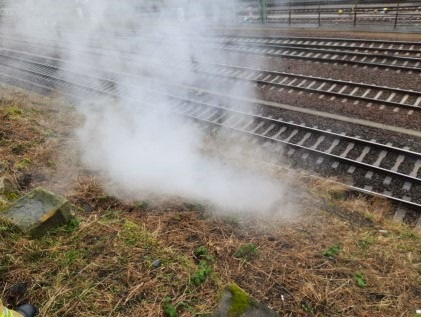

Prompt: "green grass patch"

[3,106,23,116]
[234,243,258,261]
[162,296,177,317]
[14,157,32,170]
[323,244,341,257]
[353,272,366,288]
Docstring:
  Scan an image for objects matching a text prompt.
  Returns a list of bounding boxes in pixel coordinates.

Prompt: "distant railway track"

[209,40,421,72]
[1,32,420,73]
[0,53,420,210]
[218,35,421,57]
[2,45,420,116]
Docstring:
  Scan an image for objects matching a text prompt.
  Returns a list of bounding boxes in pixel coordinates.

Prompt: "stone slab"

[0,187,73,236]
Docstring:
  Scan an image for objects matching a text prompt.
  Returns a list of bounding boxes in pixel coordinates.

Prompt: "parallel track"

[189,62,421,113]
[210,41,421,72]
[218,35,421,57]
[1,32,420,72]
[2,39,420,115]
[0,53,420,209]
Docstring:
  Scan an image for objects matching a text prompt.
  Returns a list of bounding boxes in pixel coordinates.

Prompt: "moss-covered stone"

[212,283,278,317]
[0,187,73,237]
[226,283,250,316]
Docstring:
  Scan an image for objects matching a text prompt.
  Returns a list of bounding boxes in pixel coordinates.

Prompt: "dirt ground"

[0,85,420,316]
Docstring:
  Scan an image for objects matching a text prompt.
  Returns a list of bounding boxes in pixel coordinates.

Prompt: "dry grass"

[0,85,420,316]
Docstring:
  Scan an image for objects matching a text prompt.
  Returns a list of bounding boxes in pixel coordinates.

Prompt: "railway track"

[189,63,421,114]
[0,53,420,210]
[207,39,421,72]
[1,32,420,73]
[3,45,420,116]
[218,35,421,57]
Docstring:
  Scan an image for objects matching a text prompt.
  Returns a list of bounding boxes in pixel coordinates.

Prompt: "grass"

[0,86,420,316]
[234,243,258,261]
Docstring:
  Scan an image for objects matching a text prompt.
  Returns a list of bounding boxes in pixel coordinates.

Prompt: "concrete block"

[0,187,73,237]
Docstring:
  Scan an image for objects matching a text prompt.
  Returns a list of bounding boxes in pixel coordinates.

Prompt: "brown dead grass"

[0,85,420,316]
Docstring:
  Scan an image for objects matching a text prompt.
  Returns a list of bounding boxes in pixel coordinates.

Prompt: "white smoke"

[1,0,300,214]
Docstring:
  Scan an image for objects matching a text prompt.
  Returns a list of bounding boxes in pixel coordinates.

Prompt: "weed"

[223,215,239,226]
[42,129,55,137]
[194,246,208,258]
[191,260,212,286]
[398,229,418,241]
[4,106,23,116]
[4,191,19,201]
[26,248,48,263]
[100,209,122,222]
[363,212,375,221]
[171,214,182,222]
[323,244,341,257]
[119,220,157,249]
[14,158,32,170]
[192,202,206,212]
[193,246,214,263]
[63,249,82,265]
[63,217,80,233]
[354,272,366,288]
[234,243,258,260]
[136,200,149,209]
[11,143,26,154]
[357,232,375,251]
[162,296,177,317]
[300,302,316,314]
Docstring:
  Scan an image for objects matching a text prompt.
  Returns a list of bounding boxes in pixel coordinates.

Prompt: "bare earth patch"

[0,85,420,316]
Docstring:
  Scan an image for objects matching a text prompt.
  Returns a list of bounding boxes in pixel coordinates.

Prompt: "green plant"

[323,244,341,257]
[354,272,366,288]
[223,215,239,226]
[4,106,23,116]
[162,296,177,317]
[64,217,80,233]
[14,158,32,170]
[191,260,212,286]
[194,246,208,258]
[357,239,372,250]
[193,246,214,263]
[136,200,149,209]
[63,249,82,265]
[234,243,258,260]
[4,191,19,201]
[300,302,316,314]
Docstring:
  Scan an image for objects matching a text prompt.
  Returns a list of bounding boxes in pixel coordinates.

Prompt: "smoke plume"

[1,0,299,215]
